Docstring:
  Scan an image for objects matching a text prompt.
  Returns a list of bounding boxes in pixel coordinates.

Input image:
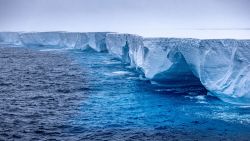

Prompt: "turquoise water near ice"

[66,49,250,140]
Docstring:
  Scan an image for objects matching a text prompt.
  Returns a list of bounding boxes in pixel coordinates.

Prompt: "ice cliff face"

[106,33,144,66]
[71,32,108,52]
[106,33,250,104]
[20,32,61,46]
[180,39,250,104]
[0,32,108,52]
[0,31,249,105]
[0,32,22,45]
[106,34,200,83]
[141,38,200,84]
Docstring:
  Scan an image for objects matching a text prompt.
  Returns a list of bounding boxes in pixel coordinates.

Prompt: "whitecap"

[112,71,132,75]
[39,48,71,52]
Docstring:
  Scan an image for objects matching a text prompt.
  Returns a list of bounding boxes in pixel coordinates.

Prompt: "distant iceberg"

[0,32,109,52]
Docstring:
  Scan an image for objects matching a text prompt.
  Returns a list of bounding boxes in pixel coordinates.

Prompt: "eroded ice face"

[105,33,250,105]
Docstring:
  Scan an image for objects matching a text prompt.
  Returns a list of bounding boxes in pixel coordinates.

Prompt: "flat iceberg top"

[139,29,250,40]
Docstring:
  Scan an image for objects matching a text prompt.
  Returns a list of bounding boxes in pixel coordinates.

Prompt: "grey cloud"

[0,0,249,36]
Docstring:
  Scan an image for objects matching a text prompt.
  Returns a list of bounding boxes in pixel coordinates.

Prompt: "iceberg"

[106,34,201,84]
[0,31,249,105]
[106,33,250,104]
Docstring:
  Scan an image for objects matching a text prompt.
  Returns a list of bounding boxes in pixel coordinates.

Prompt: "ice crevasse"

[0,32,249,105]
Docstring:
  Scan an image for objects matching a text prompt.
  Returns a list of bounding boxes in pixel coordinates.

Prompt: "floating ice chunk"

[104,71,133,77]
[112,71,132,76]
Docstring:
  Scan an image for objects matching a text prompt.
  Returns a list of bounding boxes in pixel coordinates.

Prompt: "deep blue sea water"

[0,45,250,140]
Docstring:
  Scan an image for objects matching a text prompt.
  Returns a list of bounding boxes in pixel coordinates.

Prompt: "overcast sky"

[0,0,249,37]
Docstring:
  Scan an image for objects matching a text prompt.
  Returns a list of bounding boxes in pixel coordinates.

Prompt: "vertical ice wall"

[20,32,61,46]
[0,32,22,45]
[141,38,200,83]
[58,32,79,48]
[92,32,109,52]
[179,39,250,104]
[73,32,109,52]
[0,32,109,52]
[106,33,144,65]
[106,33,131,63]
[106,33,250,104]
[106,34,200,83]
